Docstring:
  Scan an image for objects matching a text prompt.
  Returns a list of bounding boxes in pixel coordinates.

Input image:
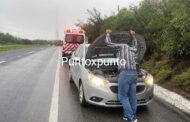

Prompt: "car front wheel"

[69,71,73,83]
[79,82,87,106]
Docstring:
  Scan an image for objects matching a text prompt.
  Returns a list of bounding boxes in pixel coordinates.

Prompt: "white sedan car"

[69,43,154,107]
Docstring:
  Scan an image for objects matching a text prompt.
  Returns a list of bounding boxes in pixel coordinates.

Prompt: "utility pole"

[117,5,120,13]
[55,5,59,41]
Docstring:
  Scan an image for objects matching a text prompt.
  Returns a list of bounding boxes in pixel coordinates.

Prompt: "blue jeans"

[118,70,138,119]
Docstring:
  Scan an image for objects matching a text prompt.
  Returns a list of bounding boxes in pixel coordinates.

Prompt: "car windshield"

[85,45,118,69]
[85,45,118,59]
[65,34,84,43]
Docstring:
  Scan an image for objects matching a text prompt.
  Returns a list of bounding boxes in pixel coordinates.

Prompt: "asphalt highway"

[0,46,189,122]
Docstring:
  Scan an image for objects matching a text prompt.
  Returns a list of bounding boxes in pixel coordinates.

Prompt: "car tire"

[62,52,64,57]
[69,72,73,83]
[79,82,87,107]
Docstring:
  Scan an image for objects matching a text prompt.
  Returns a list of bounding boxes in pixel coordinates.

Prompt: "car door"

[74,45,84,87]
[70,46,81,85]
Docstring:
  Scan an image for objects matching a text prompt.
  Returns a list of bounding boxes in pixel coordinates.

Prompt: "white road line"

[0,61,6,64]
[49,49,60,122]
[28,51,34,54]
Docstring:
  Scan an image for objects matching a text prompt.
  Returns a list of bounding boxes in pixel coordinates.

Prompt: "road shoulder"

[154,84,190,116]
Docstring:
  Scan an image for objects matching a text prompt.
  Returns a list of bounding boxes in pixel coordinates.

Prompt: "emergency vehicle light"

[65,29,72,33]
[65,28,84,34]
[78,30,84,33]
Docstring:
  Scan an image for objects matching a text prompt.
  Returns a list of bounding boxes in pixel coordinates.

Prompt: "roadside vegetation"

[77,0,190,99]
[0,32,53,52]
[0,44,36,52]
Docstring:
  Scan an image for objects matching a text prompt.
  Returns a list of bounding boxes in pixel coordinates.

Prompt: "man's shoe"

[123,116,129,121]
[123,116,132,122]
[131,117,138,122]
[123,116,138,122]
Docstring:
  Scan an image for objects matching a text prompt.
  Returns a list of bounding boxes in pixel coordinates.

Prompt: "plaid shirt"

[105,34,138,71]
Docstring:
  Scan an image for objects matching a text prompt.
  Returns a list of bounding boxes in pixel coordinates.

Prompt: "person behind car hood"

[105,30,138,122]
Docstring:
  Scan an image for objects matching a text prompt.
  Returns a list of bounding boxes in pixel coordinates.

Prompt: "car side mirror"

[85,36,88,43]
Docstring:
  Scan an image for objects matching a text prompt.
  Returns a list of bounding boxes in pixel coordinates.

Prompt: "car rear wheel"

[79,82,87,106]
[62,52,64,58]
[69,71,73,83]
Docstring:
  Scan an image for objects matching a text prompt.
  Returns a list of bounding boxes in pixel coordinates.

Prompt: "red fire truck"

[62,28,86,58]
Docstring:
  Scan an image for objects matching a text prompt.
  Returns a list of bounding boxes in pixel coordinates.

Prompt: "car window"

[65,34,84,43]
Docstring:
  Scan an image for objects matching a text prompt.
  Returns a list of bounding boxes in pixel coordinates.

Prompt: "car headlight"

[144,74,154,86]
[88,73,109,86]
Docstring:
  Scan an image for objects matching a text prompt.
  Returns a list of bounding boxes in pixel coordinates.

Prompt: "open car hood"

[86,31,146,63]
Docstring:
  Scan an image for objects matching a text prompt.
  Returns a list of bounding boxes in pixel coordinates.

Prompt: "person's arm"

[105,33,121,49]
[105,30,115,45]
[129,30,138,52]
[130,38,138,52]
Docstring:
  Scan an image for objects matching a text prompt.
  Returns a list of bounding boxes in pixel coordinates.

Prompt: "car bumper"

[83,82,154,107]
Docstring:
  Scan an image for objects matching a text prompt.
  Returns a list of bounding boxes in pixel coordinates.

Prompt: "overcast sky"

[0,0,143,40]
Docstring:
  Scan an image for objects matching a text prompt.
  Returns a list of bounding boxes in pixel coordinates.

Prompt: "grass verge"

[143,57,190,100]
[0,44,39,52]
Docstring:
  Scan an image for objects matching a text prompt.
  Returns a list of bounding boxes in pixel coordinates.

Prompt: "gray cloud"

[0,0,142,40]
